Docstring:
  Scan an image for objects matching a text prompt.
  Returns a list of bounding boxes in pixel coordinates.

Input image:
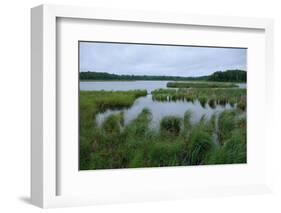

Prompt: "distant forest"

[79,69,246,82]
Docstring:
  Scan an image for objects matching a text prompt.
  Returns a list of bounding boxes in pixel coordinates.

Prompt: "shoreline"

[80,80,247,84]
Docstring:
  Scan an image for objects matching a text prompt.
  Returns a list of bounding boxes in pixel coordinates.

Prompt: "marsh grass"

[205,129,246,164]
[167,81,238,88]
[79,90,147,169]
[187,124,214,165]
[183,111,192,131]
[160,116,182,136]
[152,88,246,110]
[80,89,246,170]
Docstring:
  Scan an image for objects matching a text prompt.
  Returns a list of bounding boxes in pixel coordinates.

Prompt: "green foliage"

[198,96,207,107]
[79,90,147,170]
[79,71,208,81]
[167,81,238,88]
[208,98,216,109]
[79,90,247,170]
[123,108,152,140]
[79,137,93,170]
[79,70,246,82]
[208,70,246,82]
[152,88,246,110]
[145,140,186,167]
[206,129,246,164]
[102,113,122,136]
[183,110,192,131]
[160,116,182,136]
[188,125,214,165]
[237,96,247,111]
[217,110,237,144]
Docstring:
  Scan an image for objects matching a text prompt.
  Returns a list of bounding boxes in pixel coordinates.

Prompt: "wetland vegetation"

[79,41,247,170]
[166,81,238,88]
[152,88,246,110]
[79,79,247,170]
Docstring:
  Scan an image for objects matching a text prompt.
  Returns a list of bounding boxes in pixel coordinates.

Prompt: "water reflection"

[96,95,233,128]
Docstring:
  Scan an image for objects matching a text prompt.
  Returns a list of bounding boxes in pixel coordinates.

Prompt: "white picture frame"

[31,4,274,208]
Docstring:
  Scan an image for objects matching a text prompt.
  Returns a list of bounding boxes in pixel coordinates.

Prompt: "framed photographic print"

[31,4,274,208]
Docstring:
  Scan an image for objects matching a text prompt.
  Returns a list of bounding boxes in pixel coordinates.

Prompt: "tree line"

[208,70,246,82]
[79,69,246,82]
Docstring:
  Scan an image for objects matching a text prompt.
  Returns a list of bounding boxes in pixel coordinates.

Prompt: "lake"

[80,81,246,93]
[80,81,246,127]
[80,81,170,93]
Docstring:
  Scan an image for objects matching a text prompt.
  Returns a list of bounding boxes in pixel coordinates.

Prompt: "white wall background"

[0,0,280,212]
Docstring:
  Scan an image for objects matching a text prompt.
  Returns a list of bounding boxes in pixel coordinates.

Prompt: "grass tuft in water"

[160,116,182,136]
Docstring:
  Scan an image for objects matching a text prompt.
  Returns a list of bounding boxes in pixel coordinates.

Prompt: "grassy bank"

[79,90,147,169]
[80,89,246,170]
[167,81,238,88]
[152,88,246,110]
[80,80,135,82]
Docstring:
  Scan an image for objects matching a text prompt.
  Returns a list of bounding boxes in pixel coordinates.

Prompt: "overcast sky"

[79,42,247,77]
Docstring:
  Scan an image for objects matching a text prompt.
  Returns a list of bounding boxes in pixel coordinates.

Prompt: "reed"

[152,88,246,110]
[79,90,147,169]
[160,116,182,136]
[80,90,246,170]
[167,81,238,88]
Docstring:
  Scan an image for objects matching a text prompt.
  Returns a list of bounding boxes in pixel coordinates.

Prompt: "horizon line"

[79,69,247,78]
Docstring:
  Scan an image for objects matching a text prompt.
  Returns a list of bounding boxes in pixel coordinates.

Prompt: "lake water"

[80,81,246,93]
[80,81,246,127]
[96,95,233,128]
[80,81,170,93]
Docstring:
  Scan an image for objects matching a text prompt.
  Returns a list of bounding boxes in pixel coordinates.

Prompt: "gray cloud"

[79,42,247,77]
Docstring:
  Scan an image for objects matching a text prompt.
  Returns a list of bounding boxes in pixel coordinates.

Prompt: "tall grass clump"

[217,110,237,144]
[206,129,246,164]
[102,113,123,136]
[237,96,246,111]
[198,96,207,107]
[205,109,246,164]
[183,110,192,131]
[208,98,216,109]
[145,139,186,167]
[123,108,152,140]
[160,116,182,136]
[187,123,214,165]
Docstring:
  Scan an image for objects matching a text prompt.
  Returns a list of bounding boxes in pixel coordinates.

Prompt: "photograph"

[79,41,247,170]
